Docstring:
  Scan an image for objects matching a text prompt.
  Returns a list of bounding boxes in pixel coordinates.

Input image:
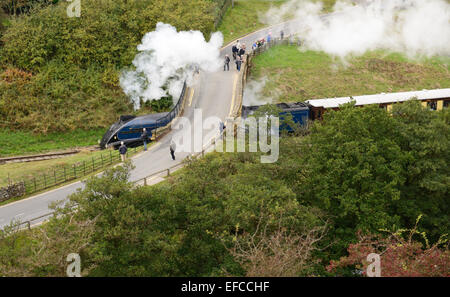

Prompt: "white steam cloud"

[243,76,275,106]
[120,23,223,109]
[261,0,450,59]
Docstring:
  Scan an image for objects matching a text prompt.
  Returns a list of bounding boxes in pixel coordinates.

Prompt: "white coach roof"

[306,88,450,109]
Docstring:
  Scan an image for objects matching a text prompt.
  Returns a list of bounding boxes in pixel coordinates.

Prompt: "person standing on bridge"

[235,55,242,72]
[267,32,272,43]
[224,55,230,71]
[232,43,238,60]
[280,30,284,40]
[169,140,176,160]
[141,128,149,151]
[238,44,246,59]
[119,141,127,162]
[220,121,226,135]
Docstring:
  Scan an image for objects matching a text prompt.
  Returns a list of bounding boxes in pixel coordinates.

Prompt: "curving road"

[0,8,354,229]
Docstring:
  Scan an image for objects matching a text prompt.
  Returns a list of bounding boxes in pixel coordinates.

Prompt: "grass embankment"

[218,0,336,46]
[0,129,105,157]
[250,45,450,102]
[218,0,288,45]
[0,0,216,153]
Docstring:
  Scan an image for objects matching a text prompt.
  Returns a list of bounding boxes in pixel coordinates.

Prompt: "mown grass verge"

[249,45,450,102]
[0,128,106,157]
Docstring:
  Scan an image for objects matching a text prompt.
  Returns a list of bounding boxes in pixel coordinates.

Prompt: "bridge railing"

[155,82,187,129]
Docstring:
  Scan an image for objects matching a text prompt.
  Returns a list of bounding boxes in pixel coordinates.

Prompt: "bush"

[296,101,450,259]
[0,0,216,133]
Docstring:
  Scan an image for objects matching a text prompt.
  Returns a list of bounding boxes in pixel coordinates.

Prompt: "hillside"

[249,45,450,103]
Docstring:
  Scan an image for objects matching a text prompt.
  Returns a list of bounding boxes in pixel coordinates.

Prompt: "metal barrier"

[1,148,139,201]
[156,82,187,128]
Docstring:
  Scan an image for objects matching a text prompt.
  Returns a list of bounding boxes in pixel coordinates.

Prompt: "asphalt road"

[0,11,349,229]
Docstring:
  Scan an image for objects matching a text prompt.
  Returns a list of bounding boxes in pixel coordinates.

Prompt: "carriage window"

[428,101,437,111]
[444,100,450,109]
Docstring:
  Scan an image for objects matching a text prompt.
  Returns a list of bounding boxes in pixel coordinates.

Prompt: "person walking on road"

[220,121,226,134]
[119,141,127,162]
[141,128,149,151]
[169,140,176,160]
[224,55,230,71]
[235,55,242,72]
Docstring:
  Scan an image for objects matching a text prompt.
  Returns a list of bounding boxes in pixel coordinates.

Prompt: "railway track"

[0,146,101,164]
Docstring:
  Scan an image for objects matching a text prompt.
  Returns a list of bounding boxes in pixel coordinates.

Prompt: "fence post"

[144,178,147,186]
[167,169,170,176]
[92,157,95,172]
[73,165,76,179]
[54,170,56,185]
[64,167,66,181]
[44,174,46,188]
[27,221,31,231]
[34,177,36,192]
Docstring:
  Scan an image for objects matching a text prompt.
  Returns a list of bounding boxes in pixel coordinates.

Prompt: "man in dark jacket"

[119,141,127,162]
[235,56,242,72]
[232,44,238,60]
[141,128,150,151]
[238,47,245,59]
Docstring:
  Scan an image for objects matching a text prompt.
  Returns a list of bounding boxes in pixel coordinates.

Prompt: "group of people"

[224,39,247,72]
[224,31,285,72]
[117,128,177,162]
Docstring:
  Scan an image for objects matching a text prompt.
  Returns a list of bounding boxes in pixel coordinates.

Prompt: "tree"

[391,101,450,241]
[227,212,328,277]
[327,216,450,277]
[297,101,449,257]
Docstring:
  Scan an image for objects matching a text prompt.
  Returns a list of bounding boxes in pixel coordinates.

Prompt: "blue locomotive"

[241,102,311,132]
[100,112,169,149]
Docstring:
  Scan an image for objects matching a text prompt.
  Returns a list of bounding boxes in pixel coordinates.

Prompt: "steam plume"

[120,23,223,109]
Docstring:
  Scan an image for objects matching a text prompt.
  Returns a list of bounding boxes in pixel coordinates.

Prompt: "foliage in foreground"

[328,216,449,277]
[297,101,449,258]
[0,101,448,276]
